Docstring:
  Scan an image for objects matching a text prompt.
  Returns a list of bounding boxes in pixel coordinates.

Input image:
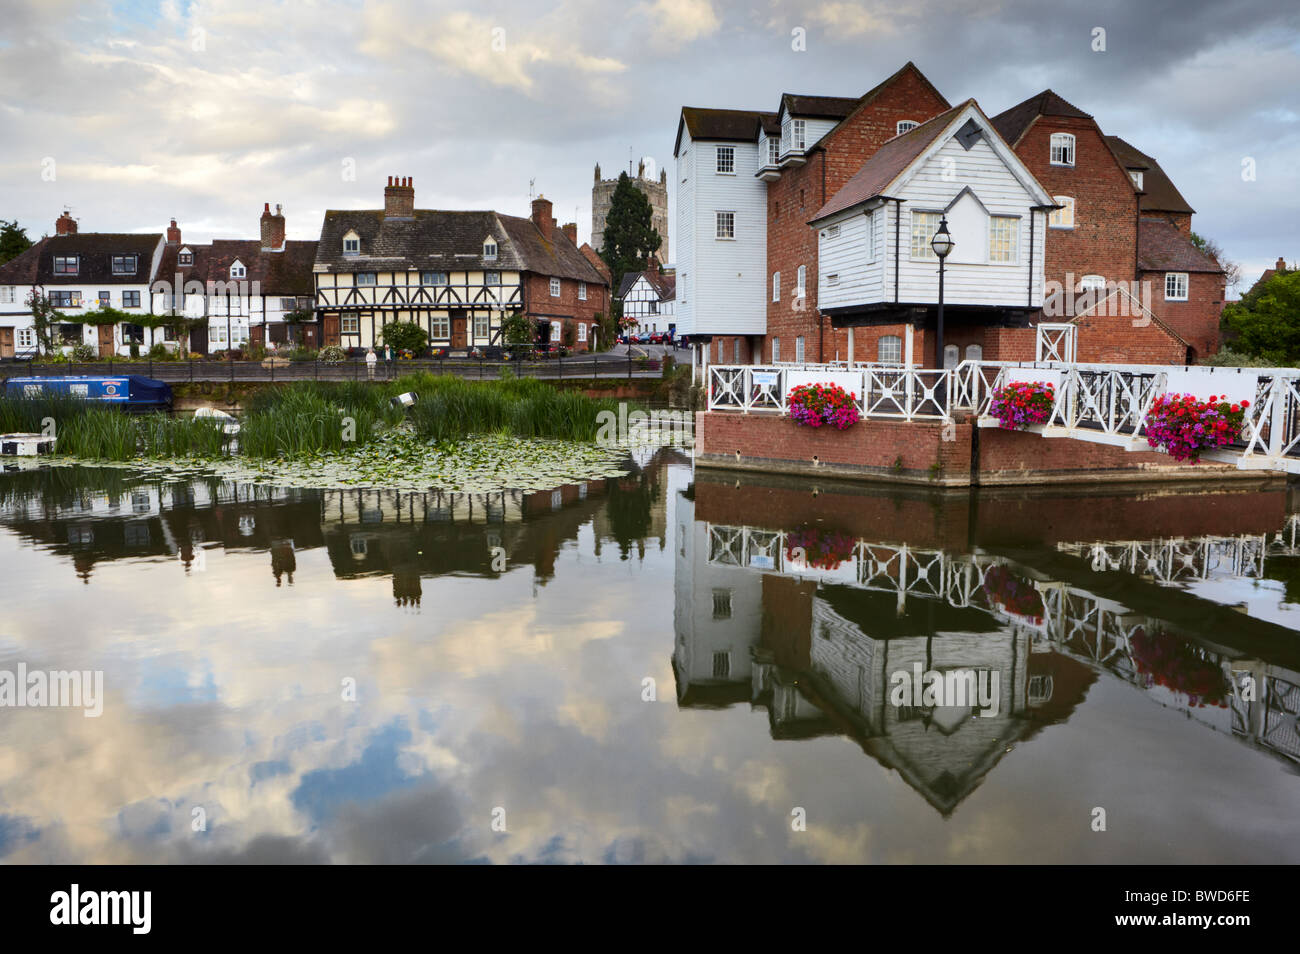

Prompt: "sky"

[0,0,1297,290]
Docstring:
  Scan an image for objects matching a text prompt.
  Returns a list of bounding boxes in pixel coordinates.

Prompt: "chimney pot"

[384,175,415,218]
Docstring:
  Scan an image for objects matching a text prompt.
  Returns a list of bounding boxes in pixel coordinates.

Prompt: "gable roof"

[811,99,1051,222]
[497,214,607,285]
[1105,136,1196,215]
[1137,218,1223,274]
[991,89,1092,146]
[616,268,675,301]
[206,240,319,295]
[31,233,162,284]
[0,237,49,286]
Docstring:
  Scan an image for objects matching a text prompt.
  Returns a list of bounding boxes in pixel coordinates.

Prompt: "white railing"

[707,359,1300,473]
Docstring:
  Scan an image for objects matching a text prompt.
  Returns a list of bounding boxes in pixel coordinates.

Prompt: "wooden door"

[98,325,116,357]
[249,324,264,350]
[301,324,319,349]
[450,311,467,349]
[323,315,340,347]
[0,328,13,359]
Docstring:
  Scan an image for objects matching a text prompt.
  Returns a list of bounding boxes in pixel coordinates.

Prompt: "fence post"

[229,359,234,383]
[628,348,632,380]
[190,358,194,384]
[558,354,563,379]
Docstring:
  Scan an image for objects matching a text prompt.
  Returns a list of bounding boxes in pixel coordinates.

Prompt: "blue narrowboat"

[3,375,173,411]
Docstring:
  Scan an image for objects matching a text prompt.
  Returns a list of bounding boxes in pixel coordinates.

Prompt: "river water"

[1,456,1298,863]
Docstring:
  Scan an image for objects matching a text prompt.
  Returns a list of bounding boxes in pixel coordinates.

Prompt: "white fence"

[707,359,1300,473]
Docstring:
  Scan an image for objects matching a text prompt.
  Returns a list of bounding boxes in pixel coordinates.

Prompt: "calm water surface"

[2,457,1299,863]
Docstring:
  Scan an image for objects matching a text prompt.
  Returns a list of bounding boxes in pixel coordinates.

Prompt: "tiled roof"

[497,214,607,285]
[1105,136,1195,215]
[811,101,971,221]
[615,268,675,301]
[780,93,861,120]
[317,209,523,272]
[1138,218,1222,273]
[991,90,1092,145]
[677,107,776,149]
[33,233,162,284]
[0,238,49,285]
[206,239,319,295]
[157,242,211,284]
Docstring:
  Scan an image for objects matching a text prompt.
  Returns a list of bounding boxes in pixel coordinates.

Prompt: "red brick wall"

[766,70,950,363]
[524,272,607,350]
[1143,268,1224,361]
[1071,303,1187,364]
[975,425,1237,483]
[1011,115,1139,295]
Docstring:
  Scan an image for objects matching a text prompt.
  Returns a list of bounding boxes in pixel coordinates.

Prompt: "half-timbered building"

[615,256,675,337]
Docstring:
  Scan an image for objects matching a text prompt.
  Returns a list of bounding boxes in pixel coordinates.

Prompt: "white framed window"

[122,291,141,308]
[178,248,193,265]
[1049,196,1075,229]
[112,254,137,275]
[715,211,735,240]
[422,271,448,285]
[483,238,498,260]
[578,282,587,300]
[731,339,739,362]
[17,327,35,349]
[944,344,960,369]
[550,321,561,341]
[473,313,489,339]
[988,216,1019,264]
[716,146,735,174]
[53,255,79,275]
[1079,274,1106,291]
[965,344,983,361]
[896,120,919,135]
[341,315,359,333]
[772,271,780,302]
[549,277,561,297]
[878,335,902,364]
[355,272,377,286]
[771,337,780,362]
[1165,272,1189,301]
[795,336,805,363]
[910,210,940,259]
[0,286,13,303]
[484,271,501,286]
[431,314,449,337]
[343,235,360,255]
[1050,132,1075,166]
[230,261,246,279]
[1129,170,1144,189]
[796,265,806,298]
[208,323,229,346]
[716,338,724,362]
[789,119,806,151]
[767,137,780,165]
[577,323,587,343]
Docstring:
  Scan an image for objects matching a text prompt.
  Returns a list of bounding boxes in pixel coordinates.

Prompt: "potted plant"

[988,380,1055,430]
[1144,393,1248,462]
[787,382,860,429]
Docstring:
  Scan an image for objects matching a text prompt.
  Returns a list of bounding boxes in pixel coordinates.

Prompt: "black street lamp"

[930,217,954,370]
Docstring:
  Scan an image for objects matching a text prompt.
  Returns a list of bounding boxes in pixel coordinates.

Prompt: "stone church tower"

[591,160,669,263]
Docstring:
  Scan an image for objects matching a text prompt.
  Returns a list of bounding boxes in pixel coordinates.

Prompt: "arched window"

[943,344,959,369]
[896,120,919,135]
[965,344,983,361]
[878,335,902,364]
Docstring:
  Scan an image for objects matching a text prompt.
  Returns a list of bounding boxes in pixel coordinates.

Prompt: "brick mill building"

[674,63,1226,370]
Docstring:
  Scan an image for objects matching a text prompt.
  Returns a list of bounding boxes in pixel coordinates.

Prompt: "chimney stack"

[561,222,577,245]
[55,210,77,236]
[1278,256,1288,272]
[531,195,553,240]
[646,253,659,278]
[166,218,181,245]
[384,175,415,219]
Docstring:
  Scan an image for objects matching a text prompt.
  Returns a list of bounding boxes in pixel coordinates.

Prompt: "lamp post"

[930,217,954,370]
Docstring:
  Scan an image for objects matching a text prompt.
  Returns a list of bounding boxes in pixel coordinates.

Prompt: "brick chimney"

[1278,256,1288,272]
[646,253,660,279]
[561,222,577,245]
[55,210,77,236]
[166,218,181,245]
[531,195,553,240]
[384,176,415,219]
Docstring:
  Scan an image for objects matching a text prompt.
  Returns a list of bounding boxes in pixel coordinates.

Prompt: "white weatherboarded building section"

[813,101,1054,314]
[673,122,768,337]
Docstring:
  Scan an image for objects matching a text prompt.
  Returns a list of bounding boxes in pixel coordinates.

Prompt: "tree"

[500,310,536,347]
[1220,269,1300,365]
[1191,232,1242,292]
[378,320,428,354]
[599,172,661,294]
[0,220,32,266]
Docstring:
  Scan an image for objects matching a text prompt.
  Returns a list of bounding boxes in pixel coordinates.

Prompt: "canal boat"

[3,375,173,411]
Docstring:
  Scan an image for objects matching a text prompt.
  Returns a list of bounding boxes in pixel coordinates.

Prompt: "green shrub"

[71,343,96,361]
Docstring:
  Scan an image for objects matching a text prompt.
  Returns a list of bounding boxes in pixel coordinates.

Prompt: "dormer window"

[1050,133,1076,166]
[342,231,360,256]
[1129,170,1144,189]
[112,254,137,275]
[896,120,919,135]
[53,255,79,275]
[230,261,246,279]
[483,238,498,260]
[178,247,193,266]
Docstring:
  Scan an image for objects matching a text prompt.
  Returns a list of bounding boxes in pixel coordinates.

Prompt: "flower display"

[1144,393,1247,463]
[785,526,856,571]
[979,564,1044,623]
[1129,627,1228,707]
[988,380,1055,430]
[787,382,860,430]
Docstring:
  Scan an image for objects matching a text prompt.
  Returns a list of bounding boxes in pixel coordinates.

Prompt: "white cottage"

[615,257,676,337]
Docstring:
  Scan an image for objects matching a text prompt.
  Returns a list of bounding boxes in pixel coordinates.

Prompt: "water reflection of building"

[674,473,1300,815]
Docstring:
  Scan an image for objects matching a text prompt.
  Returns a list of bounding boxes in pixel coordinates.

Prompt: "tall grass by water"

[0,375,628,461]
